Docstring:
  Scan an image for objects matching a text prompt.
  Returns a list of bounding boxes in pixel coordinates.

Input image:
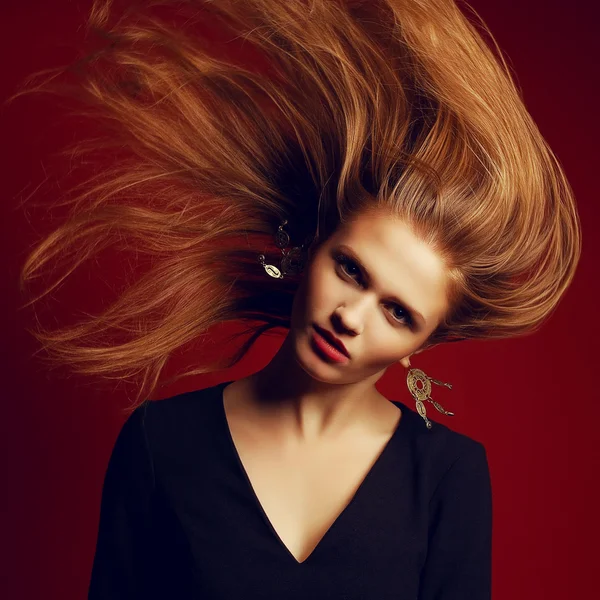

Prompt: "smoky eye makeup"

[332,250,417,328]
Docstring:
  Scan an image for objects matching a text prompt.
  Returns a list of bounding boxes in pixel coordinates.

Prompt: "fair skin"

[228,208,451,444]
[222,208,451,562]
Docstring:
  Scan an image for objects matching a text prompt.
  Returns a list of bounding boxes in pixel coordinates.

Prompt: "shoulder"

[131,380,232,462]
[392,400,490,499]
[143,379,229,419]
[394,399,486,453]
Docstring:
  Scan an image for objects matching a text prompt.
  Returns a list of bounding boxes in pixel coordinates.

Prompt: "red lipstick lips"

[313,324,350,359]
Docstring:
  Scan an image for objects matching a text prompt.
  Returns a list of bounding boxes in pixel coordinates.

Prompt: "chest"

[224,406,400,564]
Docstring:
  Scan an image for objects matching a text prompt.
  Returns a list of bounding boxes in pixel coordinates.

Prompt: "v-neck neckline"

[217,380,409,566]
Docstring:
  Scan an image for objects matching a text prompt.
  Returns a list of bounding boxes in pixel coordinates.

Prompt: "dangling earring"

[406,368,455,430]
[258,219,310,278]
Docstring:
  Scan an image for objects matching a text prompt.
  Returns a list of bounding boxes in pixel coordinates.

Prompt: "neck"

[247,331,388,442]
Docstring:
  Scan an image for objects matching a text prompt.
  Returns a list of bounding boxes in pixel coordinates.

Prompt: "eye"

[335,253,362,282]
[386,303,414,327]
[333,253,414,328]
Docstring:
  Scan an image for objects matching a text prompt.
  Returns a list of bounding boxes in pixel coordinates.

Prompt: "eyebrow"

[336,244,427,327]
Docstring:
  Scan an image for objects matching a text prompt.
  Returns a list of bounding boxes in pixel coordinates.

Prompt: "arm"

[88,404,156,600]
[418,442,493,600]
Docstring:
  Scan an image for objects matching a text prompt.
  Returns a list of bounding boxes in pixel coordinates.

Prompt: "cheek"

[304,258,338,305]
[290,260,334,325]
[359,320,422,369]
[360,332,407,366]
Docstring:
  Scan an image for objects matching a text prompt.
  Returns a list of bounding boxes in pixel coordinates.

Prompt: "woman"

[16,0,581,598]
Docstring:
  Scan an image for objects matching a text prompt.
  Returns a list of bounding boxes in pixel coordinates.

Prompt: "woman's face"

[289,209,451,384]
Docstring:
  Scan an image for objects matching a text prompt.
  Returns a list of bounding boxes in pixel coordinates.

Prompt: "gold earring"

[258,219,309,278]
[406,368,455,430]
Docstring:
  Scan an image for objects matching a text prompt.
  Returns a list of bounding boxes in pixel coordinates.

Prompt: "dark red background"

[2,1,598,598]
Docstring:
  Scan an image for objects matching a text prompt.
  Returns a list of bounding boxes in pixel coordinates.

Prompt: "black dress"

[88,380,492,599]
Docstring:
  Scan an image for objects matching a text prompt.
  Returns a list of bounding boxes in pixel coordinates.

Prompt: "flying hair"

[12,0,582,406]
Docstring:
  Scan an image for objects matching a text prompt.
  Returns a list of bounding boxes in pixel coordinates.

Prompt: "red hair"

[13,0,581,405]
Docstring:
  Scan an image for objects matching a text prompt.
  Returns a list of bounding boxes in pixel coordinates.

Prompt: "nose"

[332,298,370,336]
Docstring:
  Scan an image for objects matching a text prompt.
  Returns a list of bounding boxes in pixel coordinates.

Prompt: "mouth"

[313,324,351,359]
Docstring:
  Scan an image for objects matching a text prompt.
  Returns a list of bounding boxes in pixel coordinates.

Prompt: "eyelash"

[333,253,414,327]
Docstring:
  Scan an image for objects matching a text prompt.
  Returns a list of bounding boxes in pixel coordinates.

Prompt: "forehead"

[332,212,450,325]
